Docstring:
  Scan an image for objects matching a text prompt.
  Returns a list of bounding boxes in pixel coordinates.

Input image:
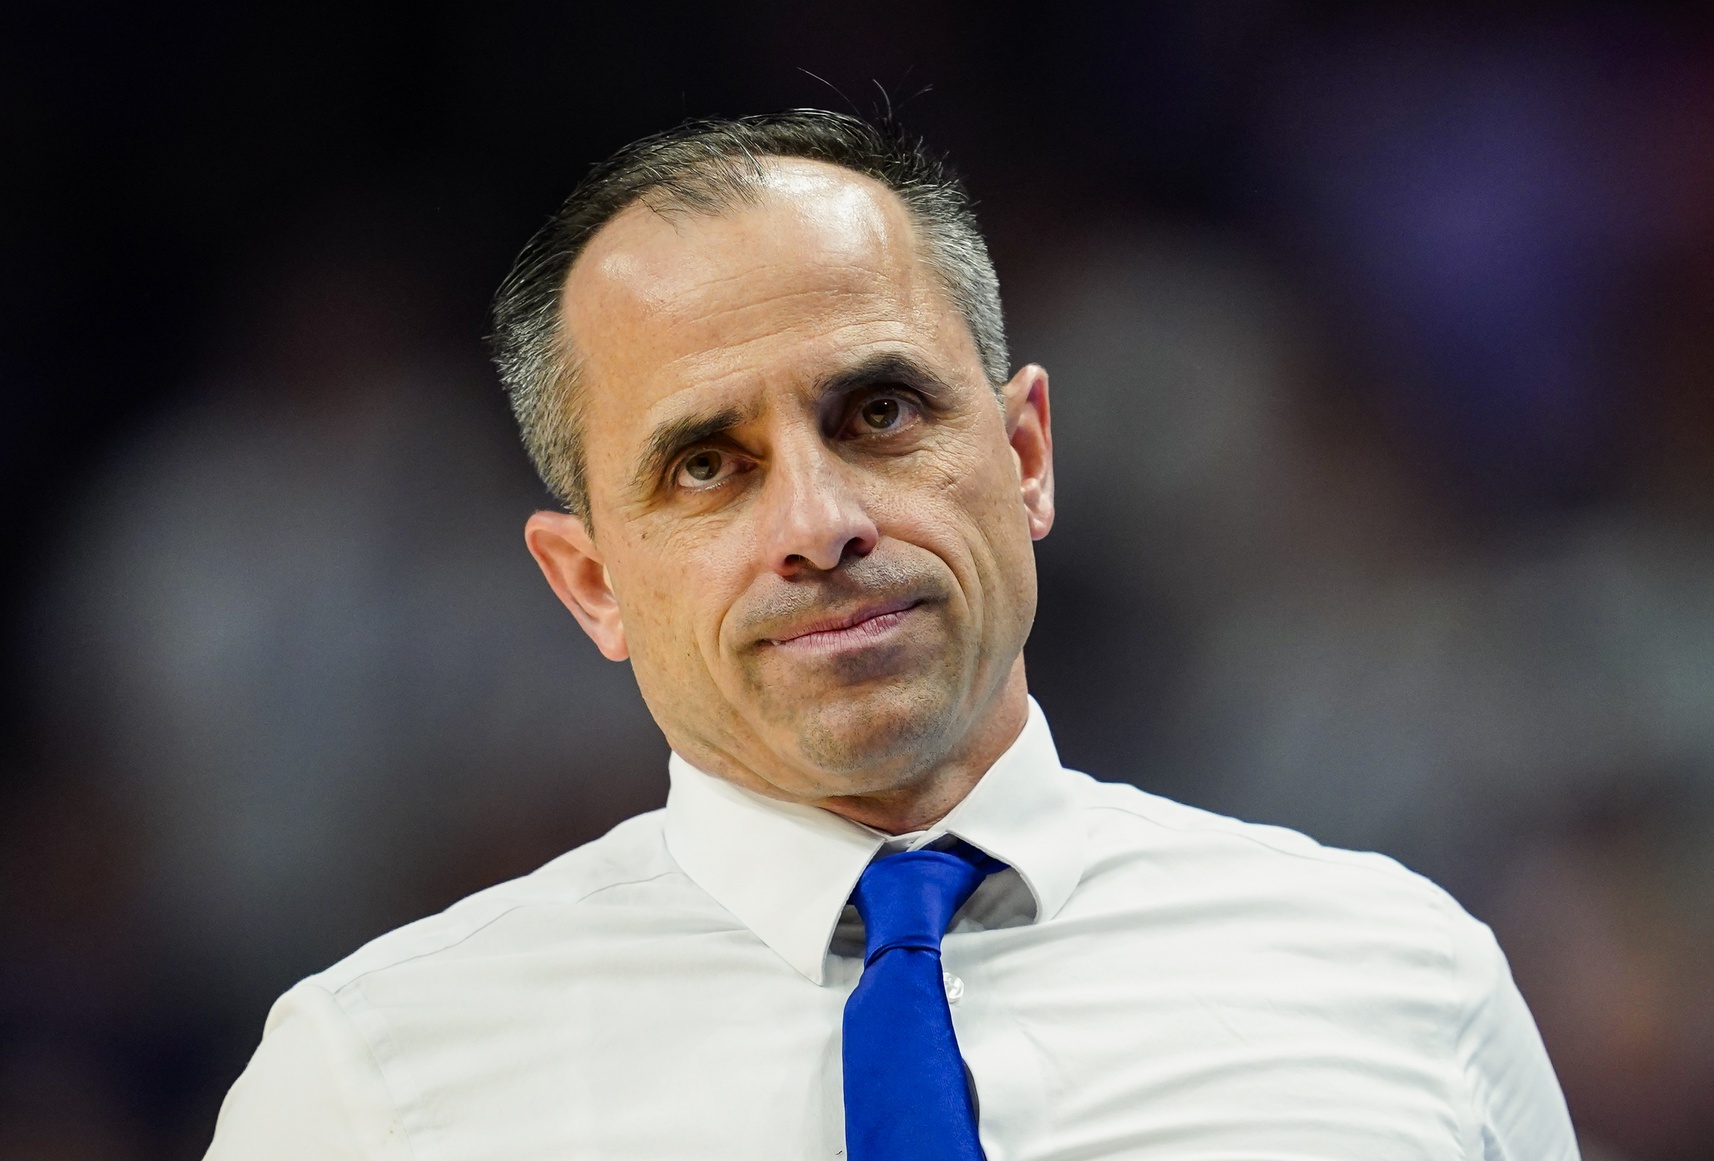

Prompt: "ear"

[1002,363,1055,541]
[524,511,630,661]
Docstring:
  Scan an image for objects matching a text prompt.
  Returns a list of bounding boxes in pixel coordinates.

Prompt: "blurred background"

[3,1,1712,1157]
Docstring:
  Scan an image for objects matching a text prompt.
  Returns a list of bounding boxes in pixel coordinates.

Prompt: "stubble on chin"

[743,645,970,790]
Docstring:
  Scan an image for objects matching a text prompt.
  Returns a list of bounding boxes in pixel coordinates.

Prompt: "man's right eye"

[674,448,744,491]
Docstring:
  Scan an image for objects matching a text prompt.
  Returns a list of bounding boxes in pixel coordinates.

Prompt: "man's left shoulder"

[1068,772,1481,947]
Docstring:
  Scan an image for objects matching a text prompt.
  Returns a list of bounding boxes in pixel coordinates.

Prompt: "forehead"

[558,159,968,451]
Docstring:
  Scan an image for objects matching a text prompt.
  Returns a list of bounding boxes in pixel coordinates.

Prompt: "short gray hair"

[489,109,1009,519]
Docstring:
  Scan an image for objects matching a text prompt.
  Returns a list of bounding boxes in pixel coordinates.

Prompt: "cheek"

[615,526,751,663]
[958,462,1037,609]
[892,441,1034,607]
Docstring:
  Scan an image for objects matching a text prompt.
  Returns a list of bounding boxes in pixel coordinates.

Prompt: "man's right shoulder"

[305,808,680,996]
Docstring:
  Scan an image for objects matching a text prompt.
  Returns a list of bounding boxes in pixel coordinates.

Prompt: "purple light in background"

[1249,17,1711,508]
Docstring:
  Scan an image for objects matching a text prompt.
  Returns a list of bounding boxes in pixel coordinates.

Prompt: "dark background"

[4,3,1713,1158]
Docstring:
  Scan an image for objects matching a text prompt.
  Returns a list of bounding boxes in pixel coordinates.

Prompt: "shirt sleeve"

[1452,916,1579,1161]
[204,982,413,1161]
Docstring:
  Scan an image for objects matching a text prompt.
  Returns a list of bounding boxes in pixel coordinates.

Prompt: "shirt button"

[943,971,965,1005]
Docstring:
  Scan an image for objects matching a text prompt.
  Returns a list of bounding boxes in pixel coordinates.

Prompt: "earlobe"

[1003,364,1056,541]
[524,511,630,661]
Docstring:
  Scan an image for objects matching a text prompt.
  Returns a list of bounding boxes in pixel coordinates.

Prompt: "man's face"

[530,159,1053,814]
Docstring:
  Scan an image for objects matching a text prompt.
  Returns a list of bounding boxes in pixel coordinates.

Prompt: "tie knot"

[851,843,1006,965]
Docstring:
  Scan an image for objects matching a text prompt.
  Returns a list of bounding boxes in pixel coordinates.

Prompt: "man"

[206,110,1577,1159]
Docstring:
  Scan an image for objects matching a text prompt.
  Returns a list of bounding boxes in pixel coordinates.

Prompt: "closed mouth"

[767,598,924,650]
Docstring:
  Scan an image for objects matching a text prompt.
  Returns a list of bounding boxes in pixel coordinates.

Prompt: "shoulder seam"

[293,980,427,1161]
[1082,794,1448,897]
[325,866,683,994]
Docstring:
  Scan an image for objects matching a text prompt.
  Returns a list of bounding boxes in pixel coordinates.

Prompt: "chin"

[777,678,962,783]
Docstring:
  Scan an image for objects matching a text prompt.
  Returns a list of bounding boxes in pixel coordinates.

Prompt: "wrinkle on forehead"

[581,170,911,307]
[552,158,982,527]
[560,159,942,392]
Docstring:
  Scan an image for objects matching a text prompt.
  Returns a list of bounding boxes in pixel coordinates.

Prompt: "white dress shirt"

[205,699,1577,1159]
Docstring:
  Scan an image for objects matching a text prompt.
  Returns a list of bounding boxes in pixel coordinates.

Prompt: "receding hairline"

[548,157,995,501]
[489,109,1012,522]
[558,155,954,335]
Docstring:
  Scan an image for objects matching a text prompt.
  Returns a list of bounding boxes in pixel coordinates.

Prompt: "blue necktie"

[843,843,1007,1161]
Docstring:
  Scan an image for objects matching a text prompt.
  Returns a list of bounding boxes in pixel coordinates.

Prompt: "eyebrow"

[631,402,758,498]
[627,351,957,499]
[816,351,955,406]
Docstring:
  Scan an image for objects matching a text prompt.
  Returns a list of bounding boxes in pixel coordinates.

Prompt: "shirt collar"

[662,697,1083,984]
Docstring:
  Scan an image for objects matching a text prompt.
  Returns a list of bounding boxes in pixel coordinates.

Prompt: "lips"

[767,597,923,649]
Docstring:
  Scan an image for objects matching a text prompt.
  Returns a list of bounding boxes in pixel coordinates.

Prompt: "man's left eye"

[853,395,912,433]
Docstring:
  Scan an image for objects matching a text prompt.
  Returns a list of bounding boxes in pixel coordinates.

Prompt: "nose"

[761,435,878,576]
